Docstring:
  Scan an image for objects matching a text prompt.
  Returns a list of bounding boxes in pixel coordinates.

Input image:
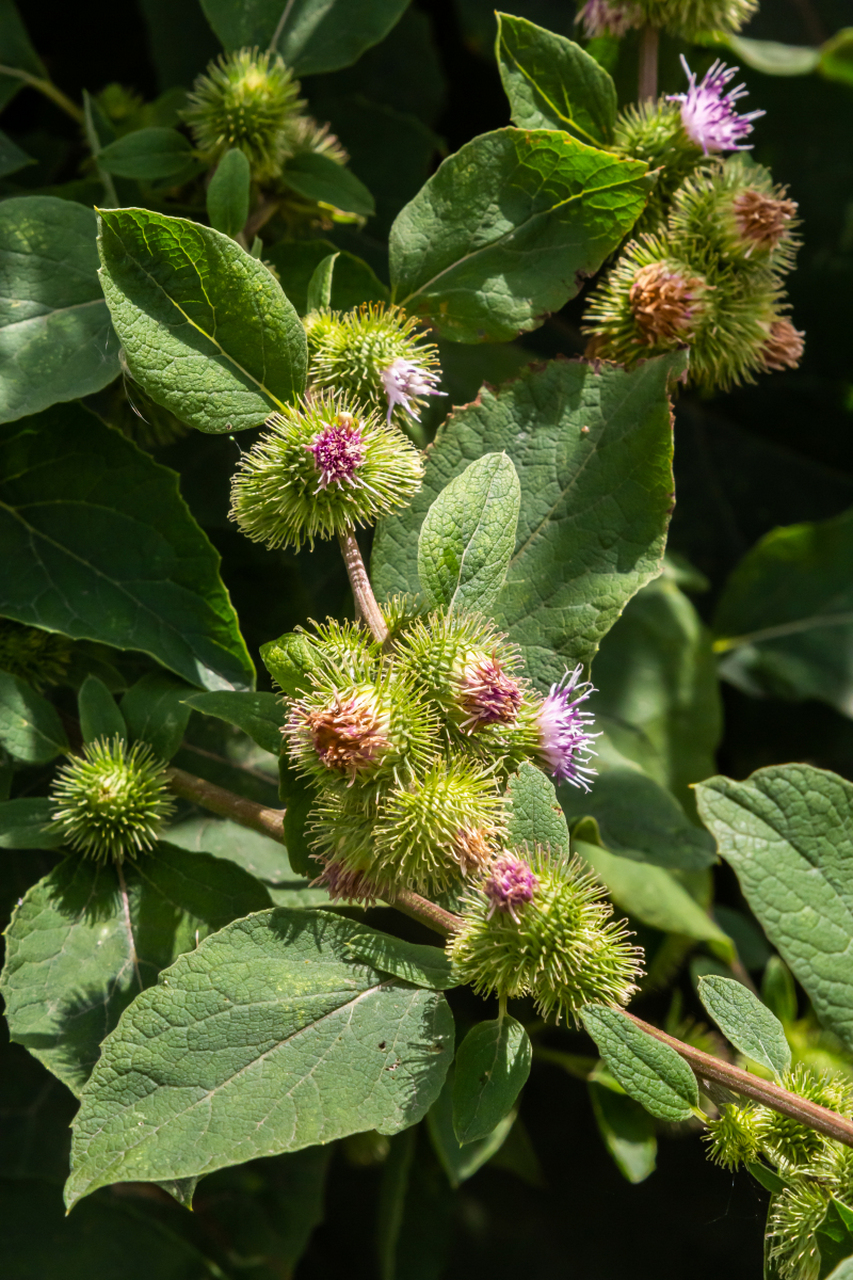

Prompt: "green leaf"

[345,931,457,990]
[200,0,411,76]
[283,152,375,218]
[206,147,251,238]
[505,761,569,857]
[78,674,127,745]
[427,1067,515,1187]
[373,354,682,685]
[267,238,389,315]
[0,0,46,110]
[390,128,649,342]
[97,126,194,179]
[581,1005,698,1122]
[560,766,718,871]
[820,29,853,87]
[817,1201,853,1279]
[0,843,272,1094]
[746,1160,791,1195]
[0,197,120,422]
[417,453,520,616]
[762,955,798,1026]
[64,908,454,1205]
[0,404,255,691]
[0,797,63,848]
[282,775,316,877]
[0,671,67,763]
[120,672,194,761]
[0,1179,220,1280]
[696,765,853,1055]
[588,1079,657,1183]
[306,252,338,312]
[495,13,617,146]
[698,976,791,1077]
[575,839,734,959]
[184,690,283,756]
[97,207,307,434]
[593,575,723,810]
[713,508,853,718]
[165,815,292,883]
[0,129,33,176]
[452,1016,532,1145]
[721,33,820,76]
[826,1259,853,1280]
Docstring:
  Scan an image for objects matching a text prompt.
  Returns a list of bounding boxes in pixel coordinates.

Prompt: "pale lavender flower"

[575,0,642,39]
[668,56,764,155]
[484,854,539,923]
[305,413,365,491]
[380,357,446,424]
[536,665,598,790]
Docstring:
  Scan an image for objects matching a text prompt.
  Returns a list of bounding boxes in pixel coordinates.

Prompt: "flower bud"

[757,1065,852,1167]
[704,1103,761,1170]
[0,619,72,692]
[50,736,175,863]
[185,48,304,182]
[449,850,643,1024]
[639,1,757,41]
[304,304,445,430]
[229,394,424,551]
[613,102,708,228]
[767,1181,832,1280]
[669,158,799,270]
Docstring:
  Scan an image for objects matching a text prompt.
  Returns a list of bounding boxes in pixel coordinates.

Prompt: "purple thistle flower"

[484,854,539,923]
[668,56,765,155]
[380,357,446,424]
[305,413,365,491]
[575,0,641,39]
[536,665,598,790]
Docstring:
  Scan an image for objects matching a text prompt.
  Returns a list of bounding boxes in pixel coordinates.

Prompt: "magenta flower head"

[305,412,365,491]
[535,665,598,790]
[380,357,446,425]
[668,56,764,155]
[484,854,539,923]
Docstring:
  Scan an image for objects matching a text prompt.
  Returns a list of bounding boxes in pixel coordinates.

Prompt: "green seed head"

[613,100,708,230]
[767,1180,831,1280]
[304,304,444,429]
[185,47,303,182]
[758,1065,853,1168]
[50,736,174,863]
[449,850,643,1024]
[0,620,73,692]
[704,1103,762,1171]
[669,157,799,273]
[639,0,758,40]
[229,394,424,551]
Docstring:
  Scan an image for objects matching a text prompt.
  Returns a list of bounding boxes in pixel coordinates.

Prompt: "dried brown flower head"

[457,655,523,731]
[733,189,797,253]
[629,262,704,345]
[300,691,391,781]
[759,319,805,372]
[451,825,494,875]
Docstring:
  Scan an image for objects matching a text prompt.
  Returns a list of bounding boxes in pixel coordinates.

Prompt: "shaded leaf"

[0,404,255,691]
[206,147,251,238]
[184,690,283,756]
[65,908,454,1205]
[200,0,411,76]
[283,151,375,218]
[452,1016,531,1144]
[496,12,617,145]
[0,797,63,849]
[427,1067,515,1187]
[0,0,46,111]
[0,671,67,763]
[0,843,272,1093]
[0,130,33,177]
[417,453,520,616]
[390,128,649,342]
[817,1201,853,1279]
[581,1005,698,1122]
[506,762,569,858]
[0,197,120,422]
[345,932,457,990]
[97,127,195,180]
[306,252,338,312]
[77,674,126,745]
[120,672,194,761]
[267,238,389,315]
[98,207,307,434]
[696,765,853,1055]
[588,1078,657,1183]
[698,975,791,1076]
[722,33,820,76]
[374,354,682,686]
[165,815,292,882]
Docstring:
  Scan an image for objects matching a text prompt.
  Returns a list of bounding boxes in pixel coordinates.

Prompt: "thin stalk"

[164,764,853,1148]
[116,862,143,992]
[0,65,83,122]
[268,0,297,53]
[338,530,389,644]
[628,1013,853,1150]
[637,26,659,103]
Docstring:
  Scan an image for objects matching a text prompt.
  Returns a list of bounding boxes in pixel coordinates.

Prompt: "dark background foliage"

[2,0,851,1276]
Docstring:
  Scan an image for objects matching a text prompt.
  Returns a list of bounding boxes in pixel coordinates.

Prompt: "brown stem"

[627,1013,853,1149]
[638,26,659,103]
[163,765,853,1148]
[116,862,143,992]
[338,531,389,644]
[243,196,281,241]
[166,766,285,842]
